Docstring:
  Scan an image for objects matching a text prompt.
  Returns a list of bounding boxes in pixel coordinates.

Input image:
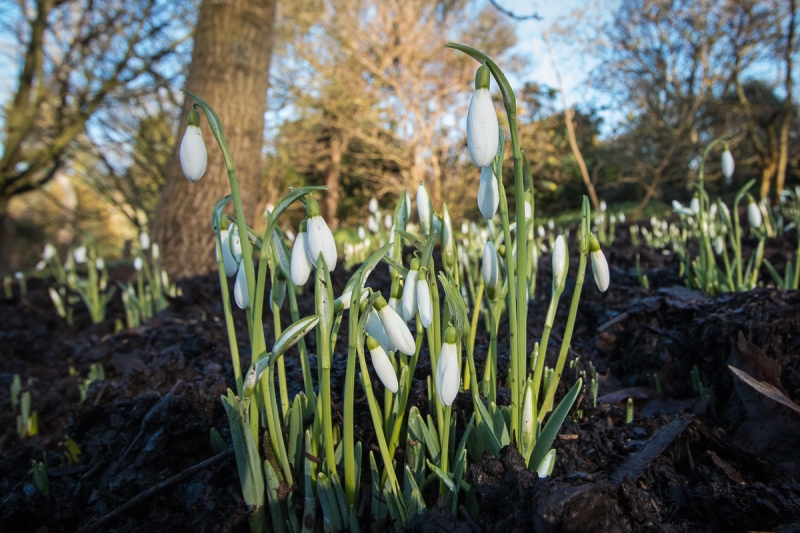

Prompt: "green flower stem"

[482,302,498,404]
[215,237,243,395]
[539,198,589,420]
[733,180,756,289]
[287,281,315,400]
[439,404,453,490]
[266,364,293,484]
[271,296,290,420]
[531,289,562,403]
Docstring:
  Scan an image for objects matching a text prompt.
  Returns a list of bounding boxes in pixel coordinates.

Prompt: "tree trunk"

[324,133,343,226]
[152,0,276,278]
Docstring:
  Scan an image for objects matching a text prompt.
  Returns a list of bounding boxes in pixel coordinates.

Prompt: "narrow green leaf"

[529,379,582,471]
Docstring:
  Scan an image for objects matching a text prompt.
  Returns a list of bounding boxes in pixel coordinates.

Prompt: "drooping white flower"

[291,221,313,286]
[367,336,398,393]
[619,213,626,223]
[721,149,735,185]
[690,197,700,215]
[417,182,432,236]
[95,258,104,271]
[600,200,607,212]
[133,256,143,271]
[589,235,609,292]
[139,232,150,250]
[466,66,499,168]
[43,243,57,262]
[74,246,87,264]
[357,226,366,240]
[366,308,394,352]
[747,200,762,229]
[477,165,499,220]
[152,243,160,260]
[304,199,337,271]
[402,258,420,321]
[234,261,249,309]
[436,326,460,406]
[367,215,379,234]
[375,296,415,355]
[416,272,433,328]
[180,108,207,183]
[369,197,379,214]
[483,241,499,300]
[384,214,392,230]
[552,235,568,289]
[217,228,239,277]
[35,260,46,272]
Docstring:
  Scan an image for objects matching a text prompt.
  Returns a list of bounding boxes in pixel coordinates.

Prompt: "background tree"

[152,0,277,278]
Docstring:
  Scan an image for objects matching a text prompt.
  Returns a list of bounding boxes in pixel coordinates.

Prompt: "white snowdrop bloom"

[747,200,762,229]
[548,219,555,230]
[152,243,160,260]
[524,198,532,220]
[74,246,87,264]
[366,308,394,352]
[43,243,57,262]
[589,236,610,293]
[35,260,46,272]
[466,66,499,168]
[417,183,432,236]
[139,232,150,250]
[436,326,460,406]
[133,257,143,271]
[619,213,626,223]
[304,199,337,271]
[367,336,398,393]
[180,108,207,183]
[538,225,546,238]
[713,236,725,255]
[369,197,379,214]
[233,261,249,309]
[367,216,379,234]
[600,200,607,212]
[375,296,415,355]
[690,197,700,215]
[521,381,535,452]
[384,214,392,230]
[95,258,104,270]
[461,222,469,235]
[357,226,366,240]
[709,204,717,221]
[15,271,23,280]
[721,150,735,185]
[402,259,420,321]
[477,165,499,220]
[336,287,368,311]
[416,274,433,328]
[285,230,295,243]
[442,205,455,269]
[291,222,314,286]
[482,241,499,300]
[217,229,239,277]
[264,204,275,216]
[552,235,568,288]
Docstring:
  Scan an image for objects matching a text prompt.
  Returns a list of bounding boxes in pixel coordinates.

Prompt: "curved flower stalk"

[589,235,610,292]
[367,335,398,393]
[179,107,208,182]
[478,165,500,220]
[466,65,499,168]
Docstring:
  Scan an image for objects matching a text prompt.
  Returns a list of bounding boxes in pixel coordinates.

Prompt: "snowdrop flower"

[436,326,460,406]
[335,287,368,312]
[139,232,150,250]
[152,243,159,260]
[43,243,57,262]
[374,296,415,355]
[367,216,379,234]
[619,213,626,223]
[713,236,725,255]
[483,241,499,300]
[291,220,313,285]
[521,380,535,453]
[369,197,379,214]
[285,230,295,243]
[133,257,143,271]
[74,246,87,264]
[524,192,533,219]
[461,221,469,235]
[366,336,398,393]
[718,201,732,227]
[721,149,735,185]
[304,198,337,271]
[442,204,455,270]
[600,200,607,212]
[233,261,249,309]
[417,182,432,236]
[477,165,499,219]
[384,214,392,230]
[552,235,568,289]
[180,107,207,183]
[217,228,239,277]
[747,199,762,229]
[416,269,433,328]
[589,235,609,292]
[357,226,366,240]
[35,260,46,272]
[402,258,420,321]
[95,258,104,270]
[466,65,499,168]
[548,219,555,231]
[690,197,700,215]
[538,225,546,239]
[366,308,394,352]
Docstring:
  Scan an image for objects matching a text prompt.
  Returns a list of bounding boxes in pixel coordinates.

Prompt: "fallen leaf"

[728,365,800,416]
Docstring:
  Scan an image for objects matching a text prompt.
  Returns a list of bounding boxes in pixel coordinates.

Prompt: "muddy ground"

[1,225,800,532]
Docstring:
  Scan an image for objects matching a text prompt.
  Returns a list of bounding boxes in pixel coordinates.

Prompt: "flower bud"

[291,220,314,285]
[552,235,568,289]
[139,232,150,250]
[417,182,432,237]
[441,204,455,270]
[217,228,239,277]
[304,199,337,271]
[416,271,433,328]
[233,261,249,309]
[436,326,460,406]
[180,107,207,183]
[482,241,499,300]
[478,165,499,220]
[721,149,735,185]
[375,296,415,355]
[747,199,762,229]
[369,197,379,214]
[367,336,398,393]
[402,258,420,321]
[152,243,160,260]
[133,256,143,271]
[43,243,57,262]
[466,66,499,168]
[74,246,87,264]
[589,235,609,292]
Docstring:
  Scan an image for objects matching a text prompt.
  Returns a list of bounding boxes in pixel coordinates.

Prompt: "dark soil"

[2,224,800,532]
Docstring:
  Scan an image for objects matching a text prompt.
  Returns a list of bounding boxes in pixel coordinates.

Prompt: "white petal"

[416,279,433,328]
[591,249,610,292]
[388,296,402,315]
[401,270,418,321]
[306,216,337,271]
[417,184,431,233]
[477,166,499,220]
[234,262,249,309]
[748,202,762,229]
[370,345,398,393]
[466,88,499,168]
[552,235,567,287]
[436,342,460,406]
[483,240,499,292]
[139,233,150,250]
[721,150,735,180]
[218,229,238,277]
[378,306,416,355]
[179,125,207,182]
[291,232,313,285]
[366,310,394,352]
